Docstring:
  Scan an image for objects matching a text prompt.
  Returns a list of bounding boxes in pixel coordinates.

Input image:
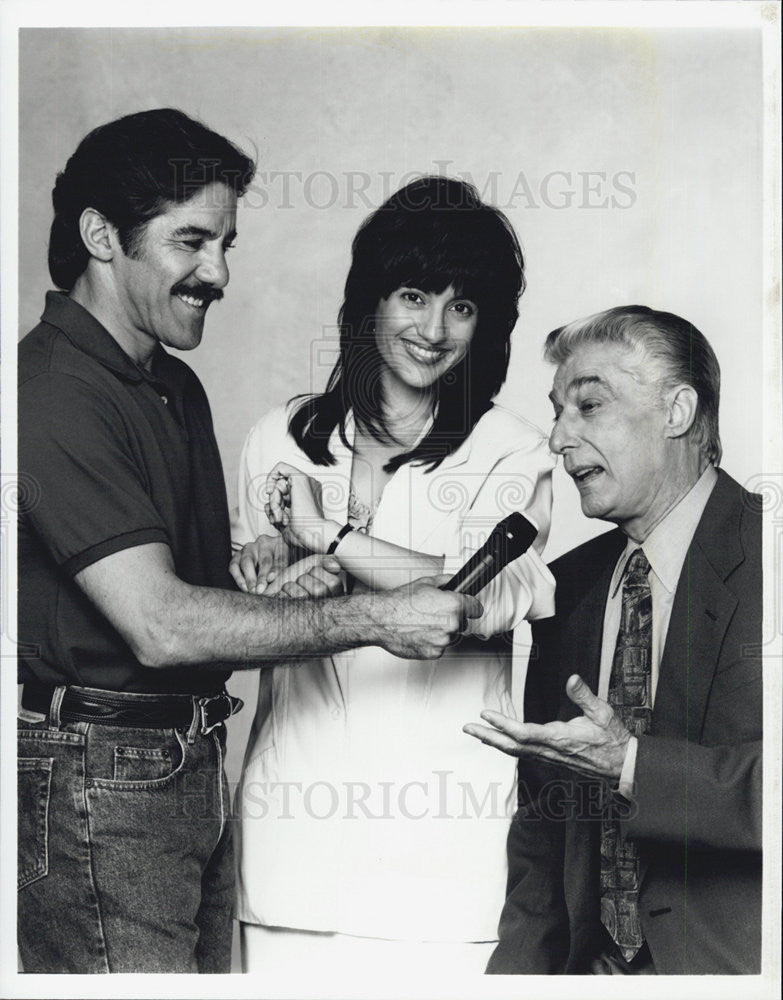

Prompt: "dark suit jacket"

[488,470,762,975]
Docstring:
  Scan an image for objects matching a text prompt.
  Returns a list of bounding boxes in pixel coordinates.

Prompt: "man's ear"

[78,208,119,262]
[664,383,699,440]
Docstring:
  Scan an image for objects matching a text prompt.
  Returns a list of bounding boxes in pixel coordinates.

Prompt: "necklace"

[347,490,377,533]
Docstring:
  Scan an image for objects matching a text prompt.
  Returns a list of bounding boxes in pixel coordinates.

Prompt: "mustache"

[171,283,224,304]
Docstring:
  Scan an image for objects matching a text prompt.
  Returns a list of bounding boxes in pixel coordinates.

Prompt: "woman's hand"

[229,533,290,594]
[264,554,345,599]
[264,462,338,553]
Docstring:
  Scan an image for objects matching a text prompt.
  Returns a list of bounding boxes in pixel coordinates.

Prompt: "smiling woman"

[373,285,478,396]
[230,176,557,975]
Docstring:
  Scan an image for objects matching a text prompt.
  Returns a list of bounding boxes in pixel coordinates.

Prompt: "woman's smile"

[400,337,451,365]
[374,285,478,394]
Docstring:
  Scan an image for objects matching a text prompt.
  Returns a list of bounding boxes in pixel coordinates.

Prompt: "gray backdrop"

[18,24,764,808]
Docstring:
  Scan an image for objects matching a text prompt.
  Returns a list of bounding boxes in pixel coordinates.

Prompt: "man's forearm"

[138,581,390,668]
[74,542,469,669]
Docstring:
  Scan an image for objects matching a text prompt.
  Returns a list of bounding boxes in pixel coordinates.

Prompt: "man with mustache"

[465,306,762,975]
[17,108,479,974]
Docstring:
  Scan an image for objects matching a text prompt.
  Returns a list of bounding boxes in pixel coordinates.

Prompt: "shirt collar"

[41,290,185,394]
[610,464,719,596]
[330,408,438,466]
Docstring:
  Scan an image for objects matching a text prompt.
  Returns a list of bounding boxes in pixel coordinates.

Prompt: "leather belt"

[22,683,243,735]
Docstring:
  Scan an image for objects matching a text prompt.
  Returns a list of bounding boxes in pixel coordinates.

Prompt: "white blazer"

[232,402,555,942]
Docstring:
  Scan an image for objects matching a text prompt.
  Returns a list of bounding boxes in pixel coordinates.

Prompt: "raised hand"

[229,533,290,594]
[463,674,631,780]
[264,461,336,553]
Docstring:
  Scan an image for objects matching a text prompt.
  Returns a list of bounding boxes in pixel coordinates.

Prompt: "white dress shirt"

[231,402,555,941]
[597,465,719,793]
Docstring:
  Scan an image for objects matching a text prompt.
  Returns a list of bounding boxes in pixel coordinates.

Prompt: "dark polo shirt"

[18,292,234,694]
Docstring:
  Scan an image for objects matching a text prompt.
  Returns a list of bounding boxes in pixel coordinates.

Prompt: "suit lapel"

[559,535,625,721]
[652,546,738,741]
[652,470,745,742]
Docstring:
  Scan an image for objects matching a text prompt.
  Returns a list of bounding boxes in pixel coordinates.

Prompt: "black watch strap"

[326,522,354,555]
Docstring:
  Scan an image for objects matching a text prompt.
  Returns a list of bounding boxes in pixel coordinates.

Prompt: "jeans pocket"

[90,728,187,790]
[17,757,53,890]
[113,744,177,782]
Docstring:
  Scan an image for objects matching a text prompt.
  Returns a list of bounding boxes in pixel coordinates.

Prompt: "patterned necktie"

[600,547,652,961]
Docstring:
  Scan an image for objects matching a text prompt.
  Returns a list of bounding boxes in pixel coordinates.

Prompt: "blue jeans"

[17,689,234,973]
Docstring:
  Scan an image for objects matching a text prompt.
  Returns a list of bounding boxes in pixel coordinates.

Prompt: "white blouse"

[231,402,555,942]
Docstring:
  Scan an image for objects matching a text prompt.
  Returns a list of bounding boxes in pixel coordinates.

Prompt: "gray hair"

[545,305,722,465]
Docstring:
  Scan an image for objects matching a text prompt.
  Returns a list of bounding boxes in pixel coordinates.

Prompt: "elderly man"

[17,108,479,974]
[465,306,761,975]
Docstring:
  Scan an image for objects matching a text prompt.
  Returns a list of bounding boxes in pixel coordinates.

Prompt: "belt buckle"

[198,693,231,735]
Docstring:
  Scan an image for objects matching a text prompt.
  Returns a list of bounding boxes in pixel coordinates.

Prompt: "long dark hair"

[289,175,525,473]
